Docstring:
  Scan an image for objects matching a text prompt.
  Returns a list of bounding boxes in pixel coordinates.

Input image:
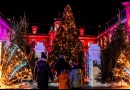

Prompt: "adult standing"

[35,52,54,89]
[54,54,70,77]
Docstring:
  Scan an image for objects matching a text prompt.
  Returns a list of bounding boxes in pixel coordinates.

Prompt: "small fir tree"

[96,23,128,83]
[9,13,29,54]
[9,13,36,79]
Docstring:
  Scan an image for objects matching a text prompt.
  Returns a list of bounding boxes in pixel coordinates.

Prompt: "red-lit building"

[98,2,130,49]
[28,18,97,56]
[1,2,130,58]
[28,2,130,56]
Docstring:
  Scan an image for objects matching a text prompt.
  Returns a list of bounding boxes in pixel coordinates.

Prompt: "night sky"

[0,0,124,35]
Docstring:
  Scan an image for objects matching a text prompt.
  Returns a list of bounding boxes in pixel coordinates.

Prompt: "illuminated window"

[108,33,112,43]
[100,38,102,47]
[103,36,107,47]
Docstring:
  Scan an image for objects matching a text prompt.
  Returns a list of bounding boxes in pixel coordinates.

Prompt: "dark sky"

[0,0,124,35]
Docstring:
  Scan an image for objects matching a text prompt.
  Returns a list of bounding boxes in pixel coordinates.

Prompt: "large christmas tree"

[49,4,84,66]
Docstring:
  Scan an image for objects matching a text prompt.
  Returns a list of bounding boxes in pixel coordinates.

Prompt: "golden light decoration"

[113,46,130,85]
[0,42,33,89]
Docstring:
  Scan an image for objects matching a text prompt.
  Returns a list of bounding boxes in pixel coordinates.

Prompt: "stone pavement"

[29,81,130,89]
[29,81,58,89]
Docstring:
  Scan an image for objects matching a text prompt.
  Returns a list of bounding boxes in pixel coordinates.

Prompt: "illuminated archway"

[34,41,46,58]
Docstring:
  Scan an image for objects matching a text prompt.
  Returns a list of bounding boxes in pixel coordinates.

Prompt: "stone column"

[49,30,55,47]
[48,30,56,53]
[84,49,88,78]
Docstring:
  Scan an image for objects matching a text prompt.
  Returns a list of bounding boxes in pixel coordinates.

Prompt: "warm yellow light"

[0,41,2,64]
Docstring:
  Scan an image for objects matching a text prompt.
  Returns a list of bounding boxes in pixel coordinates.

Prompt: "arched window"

[108,33,112,43]
[103,36,107,47]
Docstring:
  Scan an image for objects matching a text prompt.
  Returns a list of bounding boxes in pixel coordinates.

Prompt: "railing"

[105,8,126,29]
[99,8,126,37]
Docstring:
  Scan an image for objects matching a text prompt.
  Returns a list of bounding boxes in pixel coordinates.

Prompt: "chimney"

[79,28,85,35]
[54,18,62,32]
[32,26,38,34]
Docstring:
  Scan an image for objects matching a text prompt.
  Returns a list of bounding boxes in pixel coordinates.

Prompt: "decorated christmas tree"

[112,24,130,84]
[9,13,30,54]
[113,48,130,84]
[49,4,84,66]
[9,13,36,80]
[96,23,128,83]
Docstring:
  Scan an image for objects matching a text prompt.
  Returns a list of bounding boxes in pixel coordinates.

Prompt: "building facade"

[98,2,130,49]
[28,2,130,55]
[0,15,12,64]
[27,18,97,57]
[1,2,130,58]
[0,16,12,42]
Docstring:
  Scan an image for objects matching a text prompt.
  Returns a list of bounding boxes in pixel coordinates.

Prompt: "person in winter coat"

[69,60,84,89]
[54,54,70,77]
[35,52,54,89]
[54,69,69,89]
[41,52,47,59]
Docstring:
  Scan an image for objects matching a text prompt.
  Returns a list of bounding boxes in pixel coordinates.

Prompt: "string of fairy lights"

[0,41,32,88]
[113,46,130,83]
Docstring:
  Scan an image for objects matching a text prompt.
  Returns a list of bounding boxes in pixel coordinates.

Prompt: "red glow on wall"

[128,20,130,26]
[28,26,97,53]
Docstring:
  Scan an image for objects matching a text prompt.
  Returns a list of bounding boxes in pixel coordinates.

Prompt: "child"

[69,60,84,89]
[54,69,69,89]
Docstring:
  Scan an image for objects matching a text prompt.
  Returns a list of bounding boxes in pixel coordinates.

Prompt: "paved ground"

[1,80,129,89]
[29,81,58,89]
[29,81,130,89]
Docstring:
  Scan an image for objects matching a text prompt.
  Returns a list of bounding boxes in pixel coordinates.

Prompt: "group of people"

[34,52,84,89]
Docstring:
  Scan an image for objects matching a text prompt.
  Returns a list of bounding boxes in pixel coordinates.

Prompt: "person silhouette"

[35,52,53,89]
